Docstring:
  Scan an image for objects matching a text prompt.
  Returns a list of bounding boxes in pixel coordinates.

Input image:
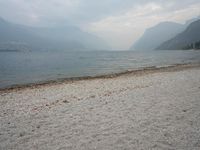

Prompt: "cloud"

[3,0,198,26]
[84,1,200,49]
[0,0,200,49]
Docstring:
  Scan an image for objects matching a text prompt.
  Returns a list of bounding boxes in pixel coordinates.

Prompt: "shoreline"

[1,62,200,92]
[1,63,200,149]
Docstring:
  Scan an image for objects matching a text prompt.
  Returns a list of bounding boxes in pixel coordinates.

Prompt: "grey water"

[0,50,200,88]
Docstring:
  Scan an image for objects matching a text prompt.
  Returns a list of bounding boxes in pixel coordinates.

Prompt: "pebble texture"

[0,67,200,150]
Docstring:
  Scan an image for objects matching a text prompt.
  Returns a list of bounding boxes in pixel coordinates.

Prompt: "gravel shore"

[1,64,200,150]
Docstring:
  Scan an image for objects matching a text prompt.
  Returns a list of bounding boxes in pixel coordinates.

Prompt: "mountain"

[185,16,200,26]
[157,19,200,50]
[129,22,185,50]
[0,17,109,51]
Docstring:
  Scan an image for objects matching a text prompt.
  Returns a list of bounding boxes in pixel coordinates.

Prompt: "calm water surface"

[0,50,200,88]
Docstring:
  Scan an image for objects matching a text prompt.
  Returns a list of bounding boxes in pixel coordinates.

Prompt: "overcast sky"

[0,0,200,50]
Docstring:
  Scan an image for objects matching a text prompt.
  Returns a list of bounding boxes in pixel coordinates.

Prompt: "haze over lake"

[1,1,200,150]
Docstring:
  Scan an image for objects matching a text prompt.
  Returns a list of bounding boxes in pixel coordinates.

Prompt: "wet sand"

[0,64,200,149]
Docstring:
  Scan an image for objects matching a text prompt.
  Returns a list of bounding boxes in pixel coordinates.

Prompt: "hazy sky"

[0,0,200,50]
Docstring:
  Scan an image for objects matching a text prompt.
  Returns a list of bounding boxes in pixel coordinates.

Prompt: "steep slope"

[0,17,109,51]
[157,19,200,50]
[129,22,185,50]
[0,18,46,51]
[185,16,200,26]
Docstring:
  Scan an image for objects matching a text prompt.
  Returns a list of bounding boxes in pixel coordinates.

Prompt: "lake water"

[0,50,200,88]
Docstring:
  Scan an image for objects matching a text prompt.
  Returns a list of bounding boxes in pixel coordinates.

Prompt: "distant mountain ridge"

[156,19,200,50]
[0,17,110,51]
[129,22,185,50]
[129,16,200,51]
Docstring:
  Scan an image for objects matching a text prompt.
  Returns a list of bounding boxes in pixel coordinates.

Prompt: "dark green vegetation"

[0,17,109,51]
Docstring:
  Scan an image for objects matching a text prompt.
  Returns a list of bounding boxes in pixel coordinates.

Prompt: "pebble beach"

[1,64,200,150]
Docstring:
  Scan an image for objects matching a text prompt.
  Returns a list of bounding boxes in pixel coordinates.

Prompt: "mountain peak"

[185,16,200,26]
[155,21,181,27]
[0,17,110,51]
[156,19,200,50]
[130,21,185,50]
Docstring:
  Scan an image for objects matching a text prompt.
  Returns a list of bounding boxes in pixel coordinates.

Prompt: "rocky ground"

[0,65,200,150]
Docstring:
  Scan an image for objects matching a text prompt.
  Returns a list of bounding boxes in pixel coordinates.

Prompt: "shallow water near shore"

[0,50,200,88]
